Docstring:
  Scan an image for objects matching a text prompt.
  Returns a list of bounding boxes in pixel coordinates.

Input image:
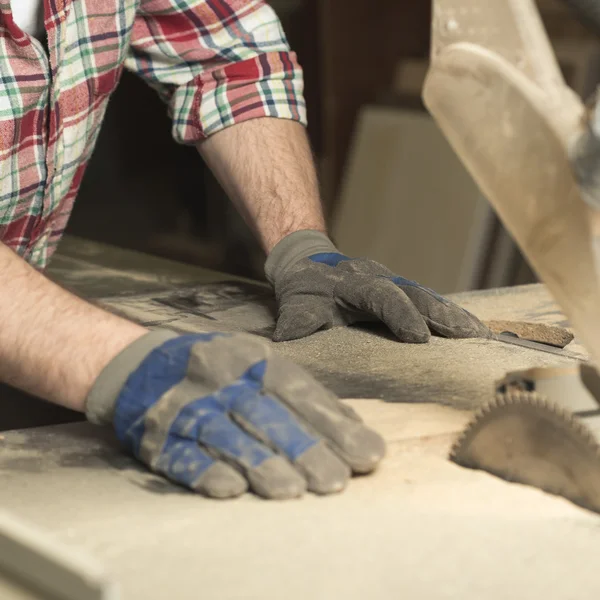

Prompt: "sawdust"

[94,281,584,409]
[274,326,580,409]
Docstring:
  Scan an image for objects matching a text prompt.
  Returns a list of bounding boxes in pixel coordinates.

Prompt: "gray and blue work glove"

[265,230,491,343]
[86,330,385,499]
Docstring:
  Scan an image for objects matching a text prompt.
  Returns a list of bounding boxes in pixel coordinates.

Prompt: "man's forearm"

[197,118,326,253]
[0,243,147,411]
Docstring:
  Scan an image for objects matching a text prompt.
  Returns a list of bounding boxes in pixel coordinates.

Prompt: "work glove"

[86,330,385,499]
[265,230,492,343]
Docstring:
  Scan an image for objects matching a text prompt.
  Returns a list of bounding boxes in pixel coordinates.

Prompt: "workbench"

[0,237,597,599]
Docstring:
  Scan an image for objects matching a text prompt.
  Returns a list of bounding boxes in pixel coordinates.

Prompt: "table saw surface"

[0,236,597,599]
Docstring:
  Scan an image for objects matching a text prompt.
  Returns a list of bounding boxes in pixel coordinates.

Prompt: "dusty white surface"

[0,401,598,600]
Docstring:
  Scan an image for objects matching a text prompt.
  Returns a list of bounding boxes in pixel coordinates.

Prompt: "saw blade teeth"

[449,391,548,462]
[450,390,600,514]
[450,390,600,464]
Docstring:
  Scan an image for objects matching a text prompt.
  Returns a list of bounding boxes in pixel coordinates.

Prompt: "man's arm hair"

[0,243,147,411]
[197,118,327,253]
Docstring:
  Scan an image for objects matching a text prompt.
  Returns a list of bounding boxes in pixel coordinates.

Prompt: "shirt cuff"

[170,51,307,144]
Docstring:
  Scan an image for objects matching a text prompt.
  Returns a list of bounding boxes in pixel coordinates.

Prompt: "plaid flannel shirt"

[0,0,306,268]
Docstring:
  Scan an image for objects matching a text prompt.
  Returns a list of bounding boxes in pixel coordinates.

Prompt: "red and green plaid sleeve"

[125,0,307,143]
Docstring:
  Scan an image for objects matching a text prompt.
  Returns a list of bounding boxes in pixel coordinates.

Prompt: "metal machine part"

[423,0,600,366]
[451,364,600,513]
[493,333,583,359]
[451,390,600,514]
[485,320,575,348]
[425,0,600,515]
[486,318,581,358]
[569,90,600,209]
[496,364,600,418]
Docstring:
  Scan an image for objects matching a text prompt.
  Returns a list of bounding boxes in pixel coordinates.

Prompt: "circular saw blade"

[450,391,600,514]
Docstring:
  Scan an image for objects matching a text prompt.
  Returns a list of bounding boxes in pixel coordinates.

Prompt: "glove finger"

[193,403,307,500]
[226,381,350,495]
[334,274,430,343]
[273,299,333,342]
[262,356,386,474]
[141,352,307,499]
[153,436,248,499]
[337,400,363,422]
[240,356,360,422]
[392,277,492,339]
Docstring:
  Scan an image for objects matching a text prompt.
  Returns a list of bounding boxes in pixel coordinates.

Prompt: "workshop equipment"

[423,0,600,512]
[424,0,600,365]
[487,319,581,357]
[451,365,600,513]
[493,332,582,359]
[485,320,575,348]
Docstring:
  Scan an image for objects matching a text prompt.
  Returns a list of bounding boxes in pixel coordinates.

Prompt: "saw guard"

[423,0,600,365]
[430,0,565,92]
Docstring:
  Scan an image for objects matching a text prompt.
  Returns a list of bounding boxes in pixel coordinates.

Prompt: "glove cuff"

[85,329,179,425]
[264,230,339,285]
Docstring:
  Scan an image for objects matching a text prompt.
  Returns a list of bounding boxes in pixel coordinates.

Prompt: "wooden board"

[0,238,578,433]
[94,280,583,409]
[0,402,599,599]
[42,238,585,409]
[0,238,591,598]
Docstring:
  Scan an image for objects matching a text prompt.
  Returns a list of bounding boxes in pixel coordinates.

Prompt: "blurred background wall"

[65,0,600,293]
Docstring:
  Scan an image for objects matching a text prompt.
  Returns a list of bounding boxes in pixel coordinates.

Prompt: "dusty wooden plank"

[0,511,117,600]
[0,402,598,600]
[46,238,586,406]
[91,280,582,408]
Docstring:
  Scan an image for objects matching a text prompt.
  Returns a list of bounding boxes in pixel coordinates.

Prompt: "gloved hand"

[85,330,385,499]
[265,230,492,343]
